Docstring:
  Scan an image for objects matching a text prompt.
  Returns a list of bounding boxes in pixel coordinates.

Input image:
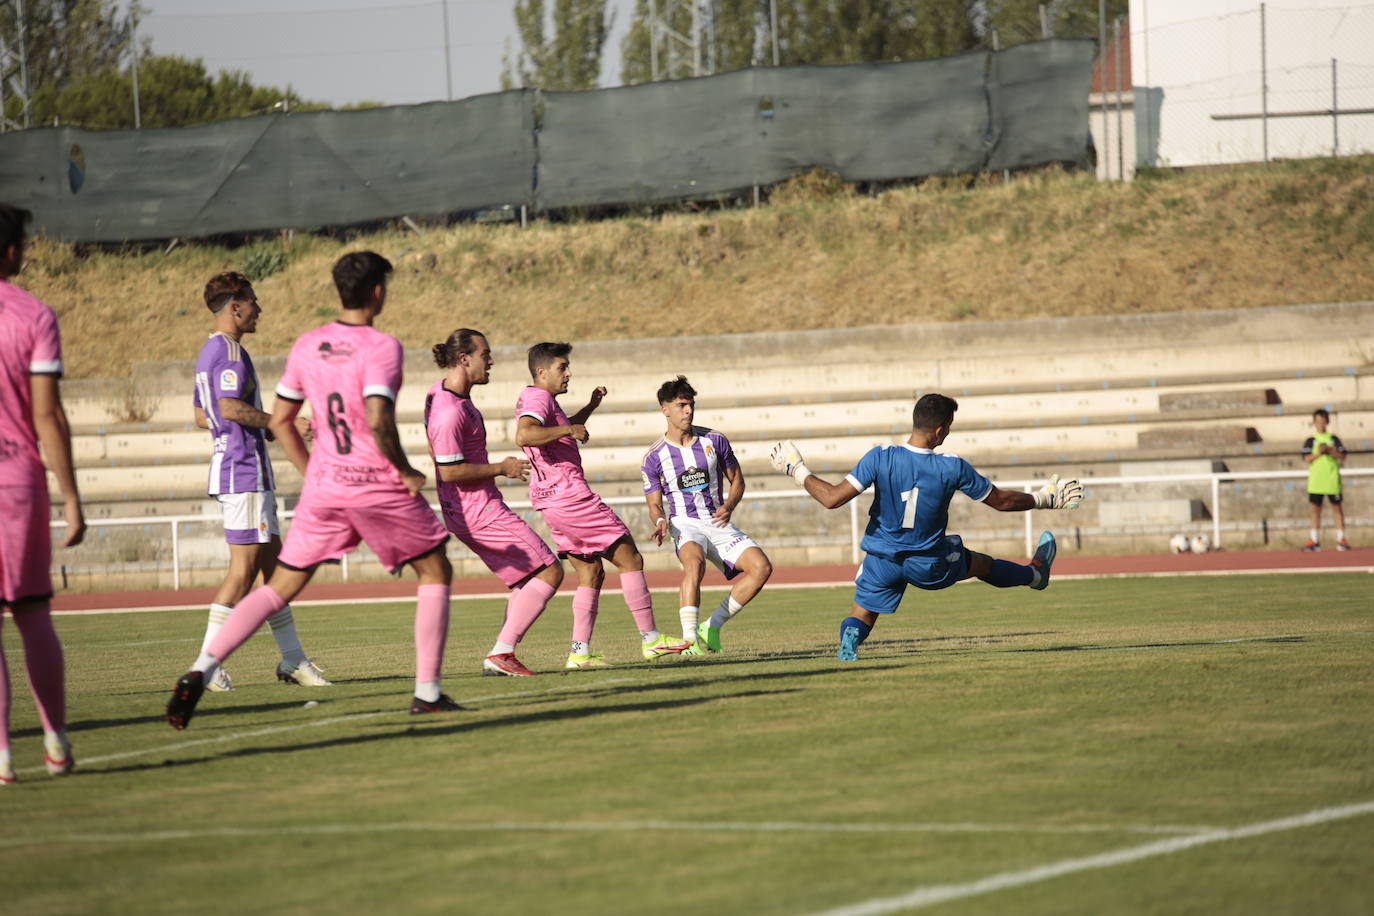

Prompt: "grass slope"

[17,156,1374,380]
[3,574,1373,914]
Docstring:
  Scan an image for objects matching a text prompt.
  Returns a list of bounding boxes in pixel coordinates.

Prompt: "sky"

[136,0,633,107]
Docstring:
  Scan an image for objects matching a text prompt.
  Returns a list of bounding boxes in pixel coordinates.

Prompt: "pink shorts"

[452,503,557,587]
[541,494,631,559]
[0,486,52,604]
[280,492,448,575]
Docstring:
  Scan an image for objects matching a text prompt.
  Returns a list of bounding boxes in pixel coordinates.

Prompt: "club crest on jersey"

[677,467,708,492]
[0,437,20,462]
[219,369,238,390]
[317,341,357,362]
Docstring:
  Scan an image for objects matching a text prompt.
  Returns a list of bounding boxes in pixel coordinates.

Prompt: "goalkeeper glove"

[770,440,812,484]
[1033,474,1083,509]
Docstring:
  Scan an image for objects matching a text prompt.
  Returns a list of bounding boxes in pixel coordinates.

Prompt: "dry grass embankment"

[18,155,1374,380]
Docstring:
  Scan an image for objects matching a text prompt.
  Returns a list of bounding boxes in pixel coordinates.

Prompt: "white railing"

[50,469,1371,590]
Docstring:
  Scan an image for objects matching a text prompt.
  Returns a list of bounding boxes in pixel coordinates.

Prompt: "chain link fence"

[1130,3,1374,171]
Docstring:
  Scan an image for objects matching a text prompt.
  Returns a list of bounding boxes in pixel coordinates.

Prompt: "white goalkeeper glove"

[770,440,812,484]
[1033,474,1083,509]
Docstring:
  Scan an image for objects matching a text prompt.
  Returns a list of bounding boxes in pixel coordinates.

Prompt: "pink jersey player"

[424,330,563,677]
[514,342,687,667]
[168,252,461,730]
[0,202,83,782]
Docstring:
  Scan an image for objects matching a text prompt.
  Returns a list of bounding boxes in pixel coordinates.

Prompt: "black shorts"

[1309,492,1343,506]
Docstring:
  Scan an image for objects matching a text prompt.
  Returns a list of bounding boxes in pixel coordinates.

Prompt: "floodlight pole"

[442,0,452,100]
[1,0,34,129]
[1114,16,1124,180]
[770,0,779,65]
[1260,2,1268,165]
[131,12,142,128]
[1098,0,1108,179]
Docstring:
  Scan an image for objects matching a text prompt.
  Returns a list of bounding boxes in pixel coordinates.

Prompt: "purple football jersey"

[193,332,274,494]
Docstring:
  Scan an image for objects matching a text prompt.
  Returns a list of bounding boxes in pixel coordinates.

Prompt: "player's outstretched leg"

[167,575,305,730]
[1029,531,1057,591]
[686,547,773,657]
[838,617,871,661]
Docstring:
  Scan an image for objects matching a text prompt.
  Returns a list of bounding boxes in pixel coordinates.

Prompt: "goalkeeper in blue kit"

[771,393,1083,660]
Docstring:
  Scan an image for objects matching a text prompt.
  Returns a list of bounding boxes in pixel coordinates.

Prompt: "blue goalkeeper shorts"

[852,535,969,614]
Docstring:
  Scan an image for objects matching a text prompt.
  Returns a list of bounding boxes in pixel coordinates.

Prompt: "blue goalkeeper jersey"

[844,444,993,559]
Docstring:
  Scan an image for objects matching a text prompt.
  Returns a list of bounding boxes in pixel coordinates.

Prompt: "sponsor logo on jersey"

[677,467,708,492]
[0,437,21,462]
[317,341,357,362]
[219,368,238,391]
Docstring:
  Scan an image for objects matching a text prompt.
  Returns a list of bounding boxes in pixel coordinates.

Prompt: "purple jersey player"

[190,272,329,692]
[168,252,458,730]
[642,375,772,656]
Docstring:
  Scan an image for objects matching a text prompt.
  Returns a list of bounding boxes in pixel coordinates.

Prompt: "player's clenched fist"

[1033,474,1083,509]
[770,440,812,484]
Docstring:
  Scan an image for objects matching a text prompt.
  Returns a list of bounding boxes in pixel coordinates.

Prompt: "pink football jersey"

[516,385,593,508]
[275,322,408,507]
[0,280,63,489]
[423,378,504,533]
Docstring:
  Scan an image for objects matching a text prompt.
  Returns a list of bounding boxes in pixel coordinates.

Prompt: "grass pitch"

[3,574,1373,915]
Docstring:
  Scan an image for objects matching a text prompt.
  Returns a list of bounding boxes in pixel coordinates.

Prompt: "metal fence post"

[849,499,859,564]
[1260,2,1269,165]
[1332,58,1339,156]
[1211,476,1222,549]
[342,552,350,582]
[1114,16,1124,180]
[171,519,180,590]
[1025,488,1034,556]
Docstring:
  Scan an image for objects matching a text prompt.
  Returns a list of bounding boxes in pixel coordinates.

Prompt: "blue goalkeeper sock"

[839,617,872,646]
[982,559,1035,588]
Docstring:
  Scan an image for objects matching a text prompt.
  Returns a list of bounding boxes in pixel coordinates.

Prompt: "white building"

[1115,0,1374,172]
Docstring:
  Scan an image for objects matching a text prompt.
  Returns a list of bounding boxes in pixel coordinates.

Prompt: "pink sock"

[207,586,286,664]
[415,584,451,683]
[12,603,65,734]
[620,570,656,633]
[0,622,10,752]
[572,587,600,644]
[498,578,556,647]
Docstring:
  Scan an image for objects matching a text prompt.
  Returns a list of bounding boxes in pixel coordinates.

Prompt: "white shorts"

[217,490,280,546]
[669,516,760,581]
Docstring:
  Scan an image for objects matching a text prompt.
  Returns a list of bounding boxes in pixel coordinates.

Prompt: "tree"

[24,55,324,129]
[2,0,133,125]
[501,0,612,91]
[620,0,980,84]
[983,0,1129,48]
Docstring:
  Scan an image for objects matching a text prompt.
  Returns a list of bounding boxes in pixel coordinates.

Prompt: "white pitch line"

[0,818,1219,850]
[12,677,639,776]
[802,800,1374,916]
[52,565,1374,616]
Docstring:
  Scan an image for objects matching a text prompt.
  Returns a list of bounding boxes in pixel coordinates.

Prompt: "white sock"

[489,641,516,655]
[415,680,441,702]
[708,595,745,629]
[43,730,69,759]
[679,606,700,641]
[192,651,221,681]
[1311,529,1320,543]
[201,603,233,653]
[268,605,308,667]
[639,629,660,643]
[0,748,11,776]
[571,640,590,656]
[1337,528,1345,541]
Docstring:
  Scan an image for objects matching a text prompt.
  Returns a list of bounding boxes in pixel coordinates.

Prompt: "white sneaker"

[276,659,333,686]
[44,735,74,777]
[207,666,234,692]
